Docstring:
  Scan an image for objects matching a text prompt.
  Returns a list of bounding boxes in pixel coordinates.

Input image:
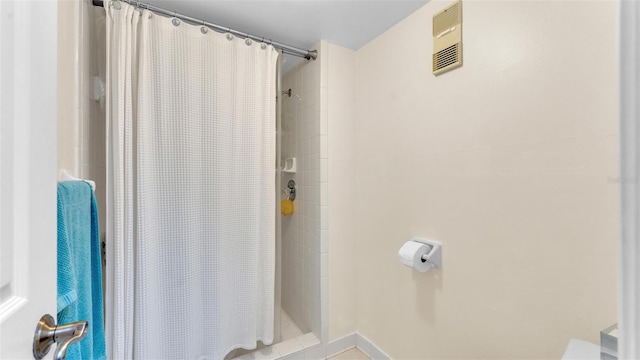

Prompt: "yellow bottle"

[281,199,294,216]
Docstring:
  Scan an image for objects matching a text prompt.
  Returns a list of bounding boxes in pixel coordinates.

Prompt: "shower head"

[280,88,302,101]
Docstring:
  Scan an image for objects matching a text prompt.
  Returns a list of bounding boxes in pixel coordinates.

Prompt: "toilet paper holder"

[412,237,442,269]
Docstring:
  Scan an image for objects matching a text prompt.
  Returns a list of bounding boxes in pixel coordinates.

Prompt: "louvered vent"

[433,2,460,36]
[433,1,462,75]
[433,43,460,72]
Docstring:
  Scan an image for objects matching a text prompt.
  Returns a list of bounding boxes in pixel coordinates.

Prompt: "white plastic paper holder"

[412,237,442,269]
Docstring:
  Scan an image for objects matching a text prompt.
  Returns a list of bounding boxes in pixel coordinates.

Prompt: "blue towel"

[57,181,106,360]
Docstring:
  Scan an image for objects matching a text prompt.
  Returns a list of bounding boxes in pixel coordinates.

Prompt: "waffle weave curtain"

[105,3,278,359]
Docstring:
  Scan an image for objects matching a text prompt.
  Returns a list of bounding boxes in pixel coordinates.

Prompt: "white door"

[0,0,58,358]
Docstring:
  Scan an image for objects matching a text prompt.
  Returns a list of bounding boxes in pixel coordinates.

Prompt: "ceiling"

[146,1,429,70]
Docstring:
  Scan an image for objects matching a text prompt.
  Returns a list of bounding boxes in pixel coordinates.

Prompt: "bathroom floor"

[329,348,371,360]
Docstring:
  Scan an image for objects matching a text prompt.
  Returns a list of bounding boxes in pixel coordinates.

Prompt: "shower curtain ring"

[201,19,208,34]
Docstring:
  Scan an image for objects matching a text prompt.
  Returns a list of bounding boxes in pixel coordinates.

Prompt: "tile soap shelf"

[283,157,296,173]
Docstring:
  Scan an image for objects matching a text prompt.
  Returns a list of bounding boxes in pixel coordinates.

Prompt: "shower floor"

[280,310,303,341]
[226,310,307,360]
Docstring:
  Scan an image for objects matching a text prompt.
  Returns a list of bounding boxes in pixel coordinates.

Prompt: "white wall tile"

[321,254,328,278]
[280,351,305,360]
[273,339,304,357]
[319,137,328,160]
[298,333,321,349]
[281,51,323,340]
[320,230,328,254]
[319,159,328,182]
[321,276,328,302]
[320,111,328,136]
[320,206,329,230]
[320,183,328,206]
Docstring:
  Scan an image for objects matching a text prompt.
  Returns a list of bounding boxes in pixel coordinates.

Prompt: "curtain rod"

[92,0,318,60]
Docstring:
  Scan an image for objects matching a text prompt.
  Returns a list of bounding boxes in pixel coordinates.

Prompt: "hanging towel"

[57,181,106,360]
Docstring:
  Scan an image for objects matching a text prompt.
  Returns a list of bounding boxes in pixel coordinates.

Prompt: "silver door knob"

[33,314,88,360]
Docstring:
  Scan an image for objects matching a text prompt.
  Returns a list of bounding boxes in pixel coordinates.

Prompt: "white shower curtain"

[105,3,278,359]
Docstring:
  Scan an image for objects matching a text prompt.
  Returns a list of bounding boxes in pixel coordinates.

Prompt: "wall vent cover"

[433,0,462,75]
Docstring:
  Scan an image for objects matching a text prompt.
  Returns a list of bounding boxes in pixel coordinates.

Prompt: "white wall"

[57,0,78,176]
[352,1,619,359]
[325,43,358,342]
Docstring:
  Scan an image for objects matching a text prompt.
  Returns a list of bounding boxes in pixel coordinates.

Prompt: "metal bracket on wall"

[287,179,296,201]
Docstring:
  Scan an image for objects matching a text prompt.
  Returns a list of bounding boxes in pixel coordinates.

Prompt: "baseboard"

[324,333,358,358]
[284,332,390,360]
[355,333,391,360]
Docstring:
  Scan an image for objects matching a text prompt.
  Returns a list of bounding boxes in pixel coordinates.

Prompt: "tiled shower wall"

[57,0,107,233]
[80,2,107,234]
[280,43,327,340]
